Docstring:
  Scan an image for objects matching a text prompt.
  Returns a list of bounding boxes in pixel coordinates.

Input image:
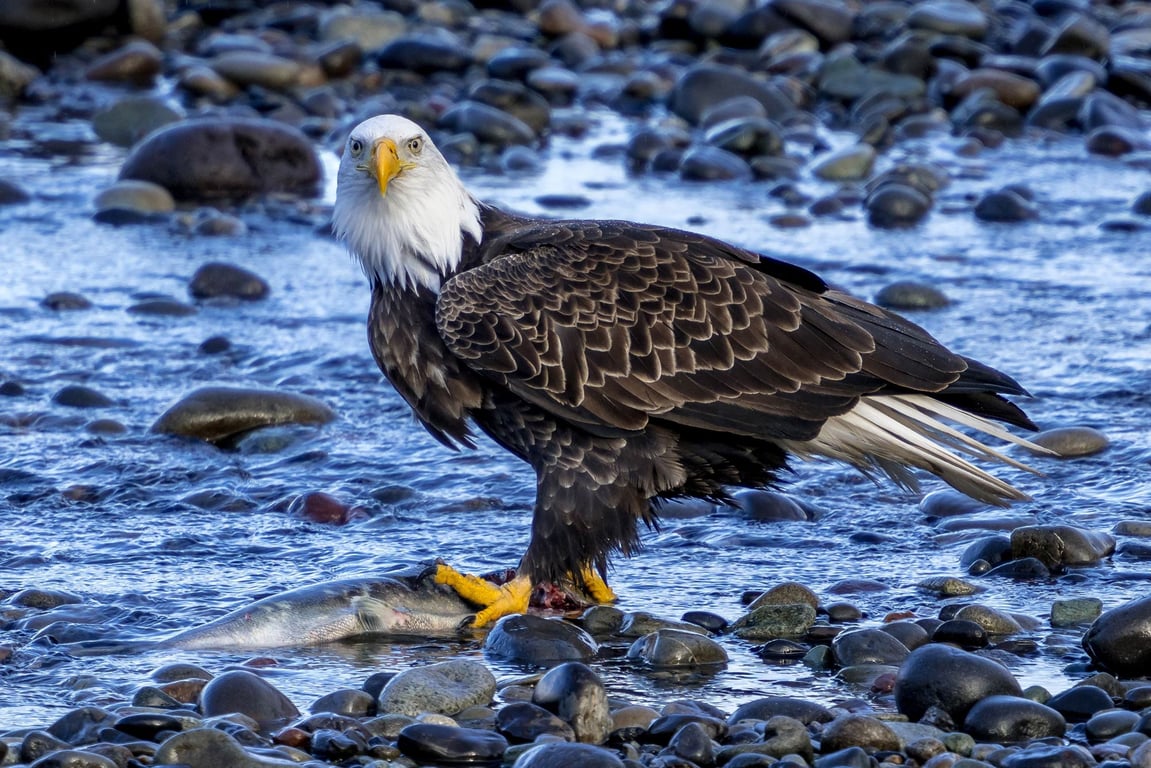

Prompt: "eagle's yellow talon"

[472,575,532,628]
[434,563,503,605]
[579,566,618,603]
[434,565,532,627]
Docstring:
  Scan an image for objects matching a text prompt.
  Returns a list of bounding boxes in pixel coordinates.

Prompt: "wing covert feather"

[436,221,967,441]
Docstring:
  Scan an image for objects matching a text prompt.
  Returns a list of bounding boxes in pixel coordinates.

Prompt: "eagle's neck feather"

[335,170,483,294]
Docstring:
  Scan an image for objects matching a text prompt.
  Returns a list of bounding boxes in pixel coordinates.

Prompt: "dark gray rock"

[1085,709,1140,742]
[974,189,1038,222]
[1084,595,1151,677]
[963,695,1065,742]
[52,385,114,409]
[119,118,321,201]
[376,33,471,73]
[396,723,507,764]
[1000,744,1091,768]
[1028,426,1110,457]
[28,749,119,768]
[626,628,728,667]
[867,183,931,228]
[680,146,753,182]
[671,64,794,124]
[668,721,714,765]
[894,644,1023,721]
[1044,685,1114,721]
[496,701,575,743]
[727,696,833,726]
[879,621,930,651]
[533,662,611,744]
[153,727,282,768]
[821,714,901,753]
[484,614,597,662]
[438,101,535,147]
[875,281,950,310]
[199,670,299,726]
[152,386,336,444]
[1010,525,1115,570]
[189,262,269,301]
[931,619,988,649]
[832,628,911,666]
[515,742,624,767]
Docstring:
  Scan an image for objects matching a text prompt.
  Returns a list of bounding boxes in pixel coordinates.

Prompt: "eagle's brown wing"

[436,220,1023,443]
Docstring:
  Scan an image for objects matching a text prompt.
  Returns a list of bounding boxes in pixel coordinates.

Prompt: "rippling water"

[2,110,1150,729]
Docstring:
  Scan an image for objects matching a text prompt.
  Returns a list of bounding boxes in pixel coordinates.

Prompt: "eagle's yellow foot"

[578,566,618,603]
[434,564,531,627]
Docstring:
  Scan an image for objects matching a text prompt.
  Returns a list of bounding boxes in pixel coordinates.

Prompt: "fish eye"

[349,137,364,155]
[407,136,423,155]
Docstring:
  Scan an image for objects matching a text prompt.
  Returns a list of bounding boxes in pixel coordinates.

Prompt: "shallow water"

[2,109,1150,729]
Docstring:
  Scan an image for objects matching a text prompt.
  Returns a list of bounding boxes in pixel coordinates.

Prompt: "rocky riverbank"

[3,0,1151,766]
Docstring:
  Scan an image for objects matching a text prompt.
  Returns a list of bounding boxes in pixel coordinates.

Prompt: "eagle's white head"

[333,114,482,293]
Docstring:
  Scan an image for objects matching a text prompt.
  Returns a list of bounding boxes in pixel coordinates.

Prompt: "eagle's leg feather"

[434,564,531,627]
[578,566,617,603]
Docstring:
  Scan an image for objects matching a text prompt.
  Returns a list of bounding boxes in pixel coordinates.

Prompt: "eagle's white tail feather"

[782,394,1047,506]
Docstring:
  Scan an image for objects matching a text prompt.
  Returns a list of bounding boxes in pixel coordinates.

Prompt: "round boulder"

[119,117,322,201]
[626,628,728,667]
[199,670,299,725]
[1083,595,1151,676]
[963,696,1065,742]
[515,742,624,767]
[151,386,336,444]
[894,644,1023,722]
[483,614,597,663]
[377,660,496,717]
[532,662,611,744]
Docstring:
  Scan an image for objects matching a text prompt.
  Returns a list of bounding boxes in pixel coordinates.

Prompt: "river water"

[1,110,1149,729]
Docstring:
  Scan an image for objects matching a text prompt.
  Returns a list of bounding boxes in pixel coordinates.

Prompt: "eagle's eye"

[349,137,364,156]
[407,136,423,155]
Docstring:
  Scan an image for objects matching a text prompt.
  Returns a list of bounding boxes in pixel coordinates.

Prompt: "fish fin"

[352,595,401,632]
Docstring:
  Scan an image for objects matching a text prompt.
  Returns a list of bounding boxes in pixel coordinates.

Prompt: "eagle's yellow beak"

[373,137,401,197]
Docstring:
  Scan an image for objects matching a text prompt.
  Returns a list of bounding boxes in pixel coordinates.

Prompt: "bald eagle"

[334,114,1040,626]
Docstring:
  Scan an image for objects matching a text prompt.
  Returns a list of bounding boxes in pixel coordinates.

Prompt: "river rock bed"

[3,0,1151,765]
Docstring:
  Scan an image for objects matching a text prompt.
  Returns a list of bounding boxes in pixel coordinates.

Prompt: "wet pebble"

[832,628,911,666]
[189,262,269,301]
[153,727,289,768]
[94,180,174,214]
[200,669,299,726]
[52,385,114,409]
[876,281,950,310]
[963,695,1065,741]
[396,723,507,764]
[1027,426,1110,457]
[495,701,574,743]
[1051,597,1103,627]
[151,386,335,443]
[484,614,597,662]
[85,40,162,84]
[41,292,92,311]
[953,604,1024,634]
[974,188,1039,222]
[895,644,1023,721]
[1083,595,1151,677]
[627,628,728,667]
[376,33,472,74]
[680,146,753,182]
[532,662,611,744]
[516,742,624,767]
[732,602,817,640]
[867,183,932,228]
[811,144,876,182]
[439,101,535,147]
[1046,685,1114,720]
[822,714,901,753]
[1010,524,1115,570]
[931,619,988,649]
[378,659,495,717]
[672,64,793,125]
